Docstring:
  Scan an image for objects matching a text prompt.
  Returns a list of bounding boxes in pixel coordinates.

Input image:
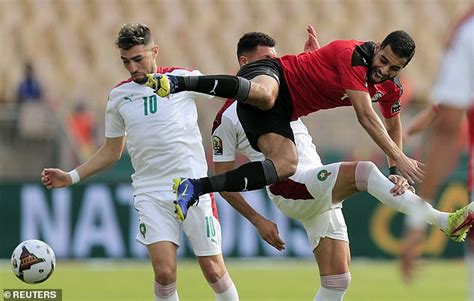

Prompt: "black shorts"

[236,58,294,152]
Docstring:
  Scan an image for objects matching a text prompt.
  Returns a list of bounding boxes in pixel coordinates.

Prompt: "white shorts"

[134,191,222,256]
[268,163,349,250]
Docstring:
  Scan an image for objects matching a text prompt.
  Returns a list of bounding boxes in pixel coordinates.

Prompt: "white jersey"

[212,101,323,176]
[105,67,207,194]
[212,102,347,249]
[431,14,474,109]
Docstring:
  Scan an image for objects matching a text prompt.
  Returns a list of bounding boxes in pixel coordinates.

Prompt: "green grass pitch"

[0,259,468,300]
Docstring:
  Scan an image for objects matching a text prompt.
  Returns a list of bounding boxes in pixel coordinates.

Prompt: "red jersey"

[277,40,403,121]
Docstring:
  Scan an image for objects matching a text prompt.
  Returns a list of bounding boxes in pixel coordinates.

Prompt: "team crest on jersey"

[391,100,401,113]
[317,169,332,181]
[212,136,223,155]
[139,222,147,238]
[371,92,383,102]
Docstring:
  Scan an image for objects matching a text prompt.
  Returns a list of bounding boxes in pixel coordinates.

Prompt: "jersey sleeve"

[104,94,125,138]
[212,115,237,162]
[378,88,402,118]
[431,22,474,109]
[336,48,369,92]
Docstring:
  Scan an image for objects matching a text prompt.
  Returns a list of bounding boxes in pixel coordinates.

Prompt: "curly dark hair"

[381,30,416,66]
[237,32,276,58]
[115,23,153,50]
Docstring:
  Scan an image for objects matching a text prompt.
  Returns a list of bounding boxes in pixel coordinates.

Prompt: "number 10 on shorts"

[205,216,217,243]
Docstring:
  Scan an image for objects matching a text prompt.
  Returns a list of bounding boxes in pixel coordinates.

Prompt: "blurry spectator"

[67,102,97,160]
[16,61,51,139]
[16,61,42,105]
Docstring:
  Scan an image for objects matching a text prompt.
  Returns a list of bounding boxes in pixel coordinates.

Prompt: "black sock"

[199,159,279,193]
[175,75,251,102]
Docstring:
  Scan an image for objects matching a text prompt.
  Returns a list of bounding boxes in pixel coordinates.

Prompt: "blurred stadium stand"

[0,0,472,179]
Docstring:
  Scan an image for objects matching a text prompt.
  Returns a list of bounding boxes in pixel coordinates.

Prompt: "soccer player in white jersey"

[41,24,239,301]
[401,7,474,293]
[212,31,474,301]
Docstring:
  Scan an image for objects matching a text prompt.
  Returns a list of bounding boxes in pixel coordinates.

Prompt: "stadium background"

[0,0,472,300]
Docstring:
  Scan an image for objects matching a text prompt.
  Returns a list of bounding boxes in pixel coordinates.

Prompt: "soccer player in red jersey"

[146,31,424,221]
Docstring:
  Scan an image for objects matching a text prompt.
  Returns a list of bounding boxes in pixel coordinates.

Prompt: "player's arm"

[346,89,423,183]
[384,114,402,169]
[304,24,320,52]
[214,161,285,251]
[42,136,125,189]
[404,106,437,137]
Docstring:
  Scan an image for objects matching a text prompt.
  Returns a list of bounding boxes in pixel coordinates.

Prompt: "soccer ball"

[11,239,56,284]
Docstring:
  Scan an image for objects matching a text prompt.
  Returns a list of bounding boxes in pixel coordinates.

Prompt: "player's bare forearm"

[384,115,403,168]
[219,191,263,225]
[76,136,125,182]
[215,161,285,250]
[349,90,423,183]
[42,137,125,189]
[219,190,285,251]
[348,90,402,161]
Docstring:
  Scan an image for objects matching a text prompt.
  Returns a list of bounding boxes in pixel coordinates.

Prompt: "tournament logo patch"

[317,169,332,181]
[212,136,223,155]
[391,100,401,114]
[371,92,383,102]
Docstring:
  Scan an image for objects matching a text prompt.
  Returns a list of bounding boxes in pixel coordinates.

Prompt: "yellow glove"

[145,74,171,97]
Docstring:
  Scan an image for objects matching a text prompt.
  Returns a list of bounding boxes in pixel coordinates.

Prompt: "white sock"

[355,161,449,230]
[313,286,346,301]
[215,284,239,301]
[155,292,178,301]
[208,272,239,301]
[155,281,179,301]
[313,272,350,301]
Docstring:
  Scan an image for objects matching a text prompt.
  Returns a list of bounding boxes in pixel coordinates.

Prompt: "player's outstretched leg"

[146,73,251,102]
[353,161,449,232]
[353,161,474,241]
[173,159,279,220]
[444,202,474,242]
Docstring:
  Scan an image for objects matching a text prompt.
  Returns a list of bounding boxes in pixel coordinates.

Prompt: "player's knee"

[258,93,276,110]
[251,84,276,110]
[203,270,223,284]
[154,266,176,285]
[285,159,298,178]
[354,161,377,191]
[320,272,352,291]
[273,157,297,179]
[356,160,376,170]
[208,271,233,293]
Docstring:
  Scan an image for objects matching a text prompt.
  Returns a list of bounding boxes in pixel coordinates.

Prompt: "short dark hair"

[115,23,153,50]
[381,30,416,66]
[237,32,276,58]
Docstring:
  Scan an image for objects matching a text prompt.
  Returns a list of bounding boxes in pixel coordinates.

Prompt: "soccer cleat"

[145,73,177,97]
[172,178,200,221]
[444,202,474,242]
